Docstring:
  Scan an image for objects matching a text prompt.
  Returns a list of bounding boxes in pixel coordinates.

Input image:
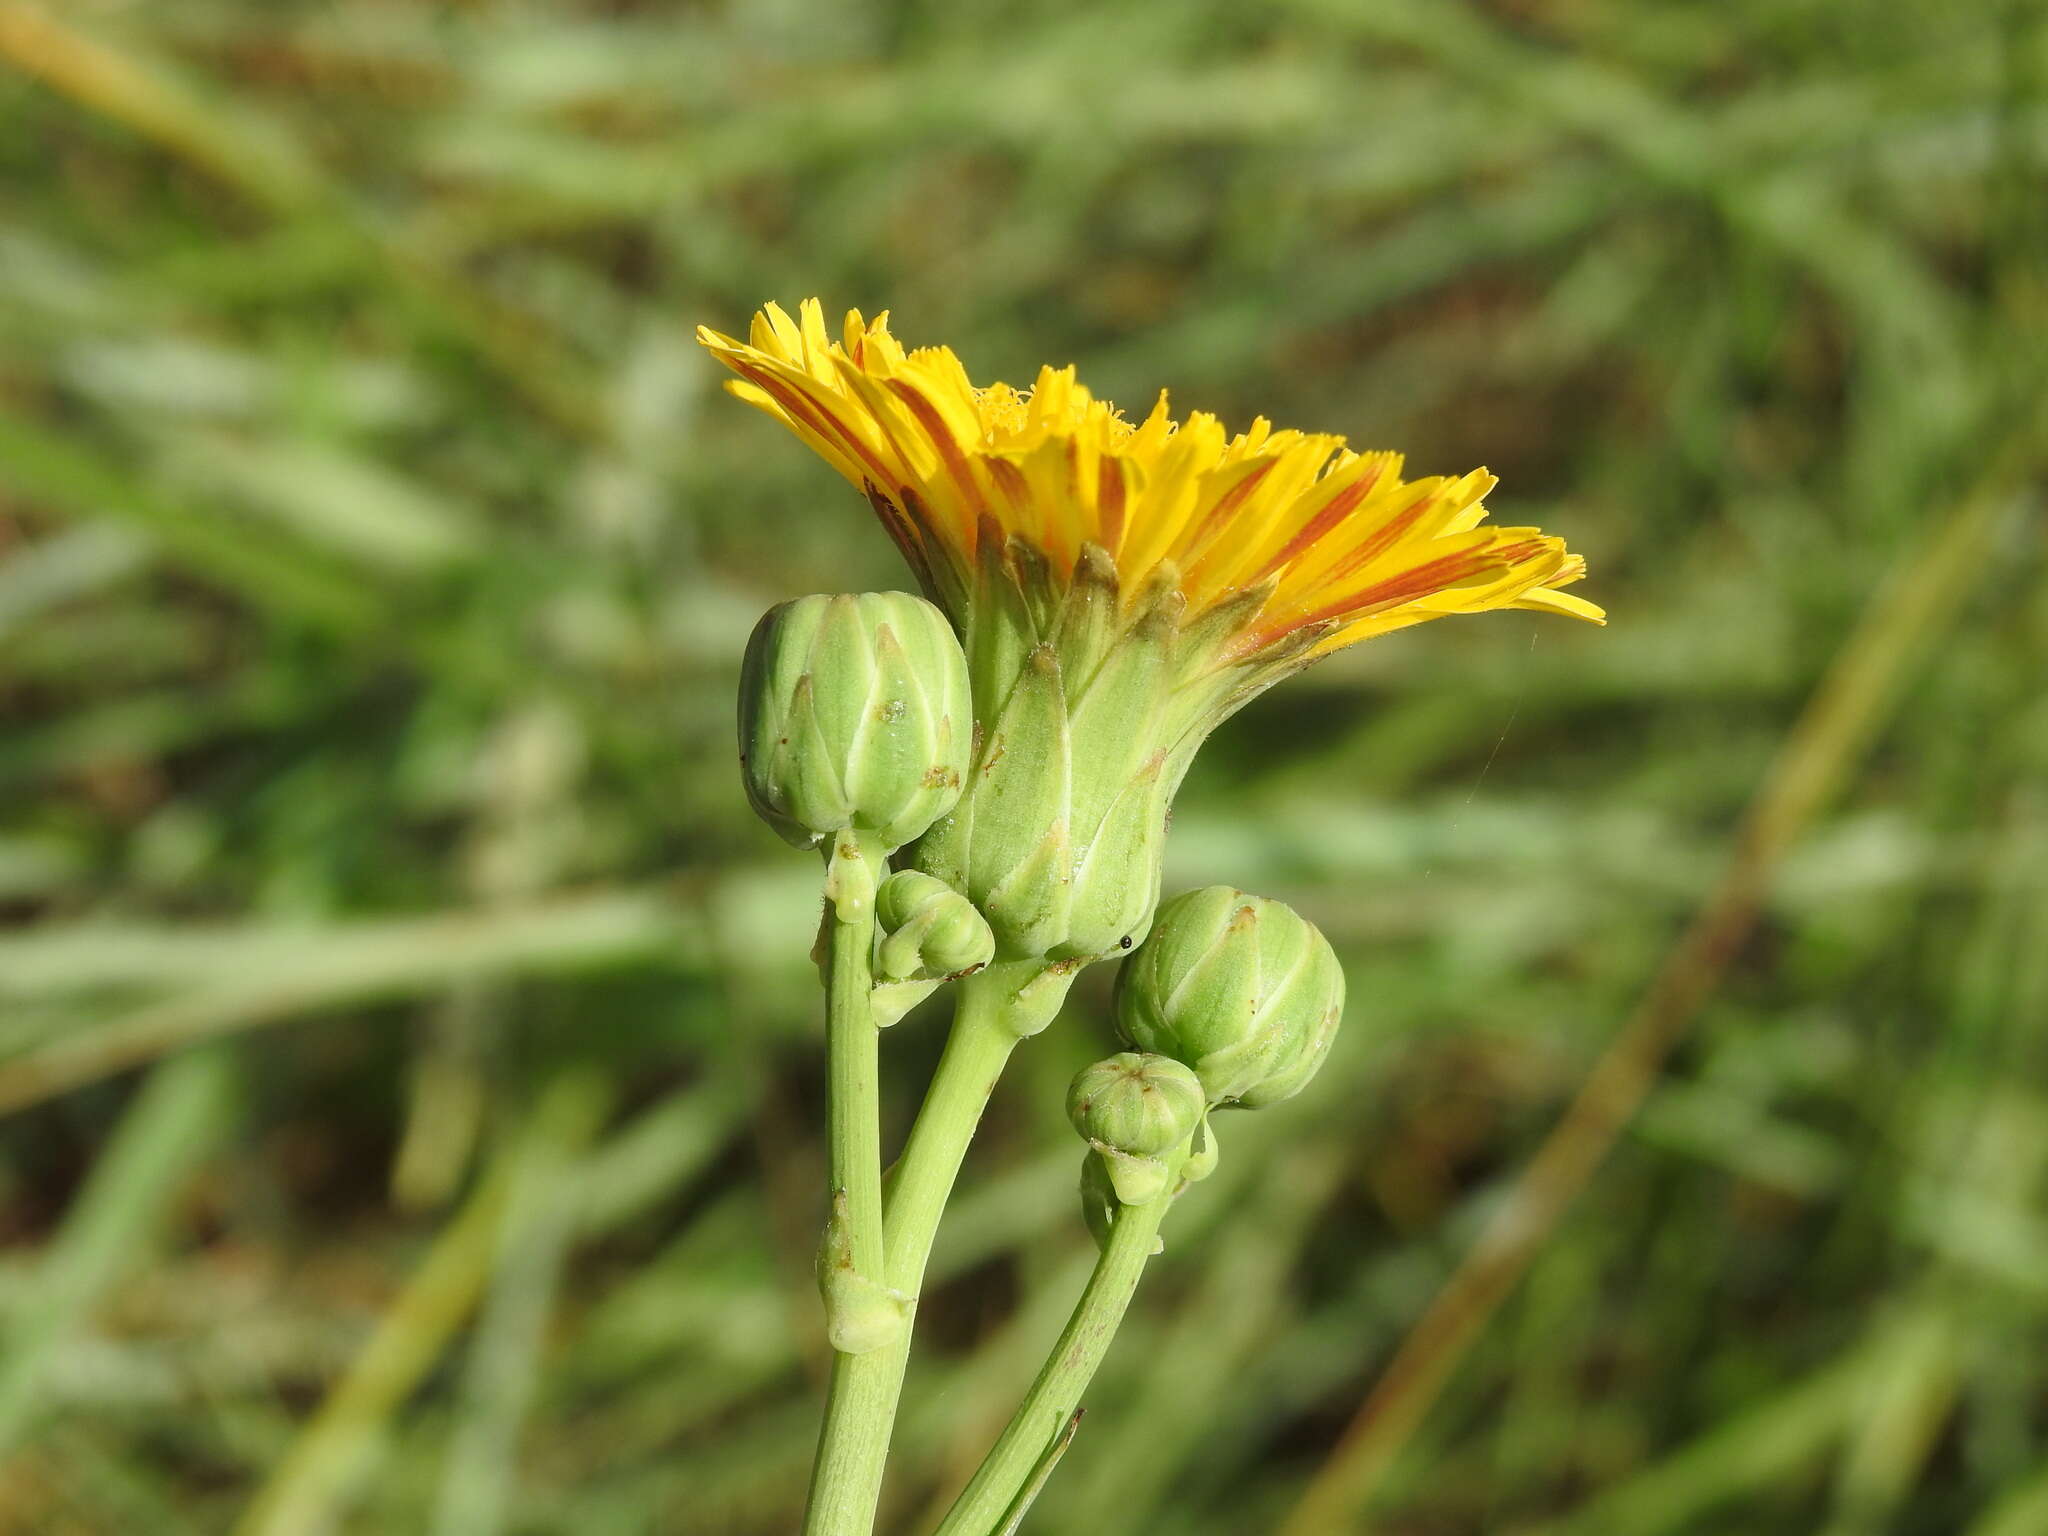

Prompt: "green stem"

[803,961,1061,1536]
[805,831,890,1536]
[823,830,887,1310]
[932,1180,1170,1536]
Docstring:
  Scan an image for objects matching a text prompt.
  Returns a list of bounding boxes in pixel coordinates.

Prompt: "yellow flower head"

[702,298,1607,964]
[696,299,1602,658]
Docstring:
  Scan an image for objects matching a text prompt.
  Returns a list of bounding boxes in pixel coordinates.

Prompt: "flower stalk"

[932,1151,1181,1535]
[714,298,1601,1535]
[803,961,1074,1536]
[814,830,899,1357]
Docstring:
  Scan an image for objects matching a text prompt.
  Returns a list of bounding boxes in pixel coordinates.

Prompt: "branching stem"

[933,1173,1171,1535]
[804,958,1060,1536]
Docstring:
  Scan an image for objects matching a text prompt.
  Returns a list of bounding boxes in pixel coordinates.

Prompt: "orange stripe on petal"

[1272,544,1511,642]
[1176,458,1280,566]
[863,484,940,593]
[886,377,990,521]
[1098,455,1129,554]
[731,362,899,491]
[830,362,942,494]
[1251,460,1388,582]
[1343,548,1510,611]
[1307,490,1441,591]
[985,456,1034,521]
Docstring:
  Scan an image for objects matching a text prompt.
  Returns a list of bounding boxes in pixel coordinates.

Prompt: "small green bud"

[1113,886,1344,1109]
[874,871,996,983]
[1067,1052,1204,1206]
[1067,1053,1205,1157]
[739,592,970,853]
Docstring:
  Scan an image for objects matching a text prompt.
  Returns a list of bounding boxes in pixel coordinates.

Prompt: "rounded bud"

[738,592,970,853]
[874,871,996,983]
[1067,1052,1205,1157]
[1067,1052,1205,1207]
[1113,887,1344,1109]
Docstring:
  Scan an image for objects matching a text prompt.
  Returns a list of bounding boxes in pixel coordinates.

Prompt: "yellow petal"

[697,300,1604,654]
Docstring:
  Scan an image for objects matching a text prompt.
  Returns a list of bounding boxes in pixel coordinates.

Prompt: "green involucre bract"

[909,543,1323,967]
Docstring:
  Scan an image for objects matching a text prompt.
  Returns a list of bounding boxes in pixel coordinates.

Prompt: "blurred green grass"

[1,1,2043,1532]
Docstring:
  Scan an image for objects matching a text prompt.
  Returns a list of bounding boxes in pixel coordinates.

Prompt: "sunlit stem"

[803,959,1071,1536]
[932,1166,1173,1534]
[821,828,887,1315]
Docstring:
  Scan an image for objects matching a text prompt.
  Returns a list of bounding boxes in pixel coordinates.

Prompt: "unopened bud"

[874,871,995,983]
[1113,887,1344,1109]
[1068,1052,1204,1156]
[738,592,970,853]
[1067,1052,1204,1205]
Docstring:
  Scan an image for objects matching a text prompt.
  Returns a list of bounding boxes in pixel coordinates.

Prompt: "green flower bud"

[738,592,970,853]
[874,871,996,983]
[1114,886,1344,1109]
[1067,1052,1204,1206]
[1067,1052,1205,1157]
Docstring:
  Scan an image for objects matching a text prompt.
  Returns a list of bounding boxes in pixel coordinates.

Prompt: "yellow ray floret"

[696,299,1604,655]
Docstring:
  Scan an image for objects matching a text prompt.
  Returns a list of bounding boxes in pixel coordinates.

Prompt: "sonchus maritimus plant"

[709,299,1602,1536]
